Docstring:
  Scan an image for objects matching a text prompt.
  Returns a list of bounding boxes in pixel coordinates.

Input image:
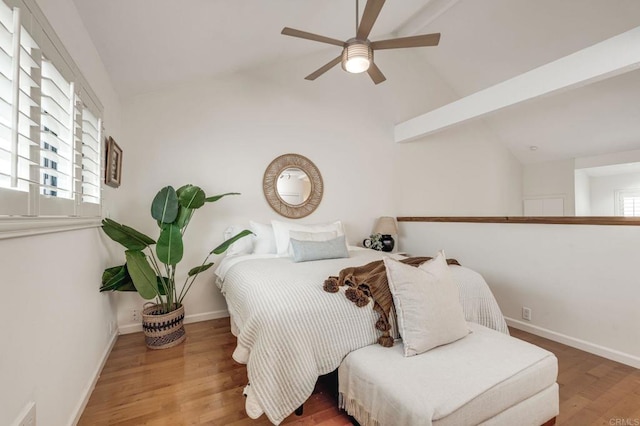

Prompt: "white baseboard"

[69,329,118,425]
[118,309,230,335]
[505,317,640,369]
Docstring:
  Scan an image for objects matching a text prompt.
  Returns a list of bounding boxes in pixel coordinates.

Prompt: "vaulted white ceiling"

[70,0,430,97]
[71,0,640,163]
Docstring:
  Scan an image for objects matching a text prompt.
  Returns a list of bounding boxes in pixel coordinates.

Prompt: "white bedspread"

[215,249,508,424]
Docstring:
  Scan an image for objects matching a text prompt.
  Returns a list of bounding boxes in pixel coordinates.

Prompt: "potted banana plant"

[100,184,251,349]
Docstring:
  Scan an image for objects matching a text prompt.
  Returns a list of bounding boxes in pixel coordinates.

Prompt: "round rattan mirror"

[263,153,323,219]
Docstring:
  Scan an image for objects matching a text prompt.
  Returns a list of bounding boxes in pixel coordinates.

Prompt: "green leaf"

[125,250,159,299]
[151,186,179,224]
[175,206,192,229]
[176,185,190,197]
[187,263,214,277]
[156,223,184,265]
[210,229,253,255]
[179,185,206,209]
[102,265,124,284]
[101,218,156,250]
[156,276,169,295]
[100,264,136,292]
[205,192,240,203]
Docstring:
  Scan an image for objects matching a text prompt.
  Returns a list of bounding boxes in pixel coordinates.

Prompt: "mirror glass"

[276,168,311,206]
[263,154,323,219]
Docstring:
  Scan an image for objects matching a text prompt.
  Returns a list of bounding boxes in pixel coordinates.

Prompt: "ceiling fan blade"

[371,33,441,50]
[281,27,345,47]
[367,62,386,85]
[356,0,386,40]
[305,56,342,81]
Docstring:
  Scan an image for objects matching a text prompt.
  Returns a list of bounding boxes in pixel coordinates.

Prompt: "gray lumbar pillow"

[290,235,349,262]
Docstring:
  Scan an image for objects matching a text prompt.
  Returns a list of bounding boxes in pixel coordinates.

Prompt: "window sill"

[0,216,102,240]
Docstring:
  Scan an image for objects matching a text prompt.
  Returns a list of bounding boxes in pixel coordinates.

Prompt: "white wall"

[589,171,640,216]
[574,169,591,215]
[0,0,122,425]
[113,52,409,331]
[387,51,523,217]
[112,47,526,332]
[399,222,640,368]
[0,231,117,426]
[523,159,575,215]
[393,122,523,216]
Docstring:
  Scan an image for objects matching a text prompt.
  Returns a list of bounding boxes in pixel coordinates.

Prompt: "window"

[617,190,640,217]
[0,0,104,237]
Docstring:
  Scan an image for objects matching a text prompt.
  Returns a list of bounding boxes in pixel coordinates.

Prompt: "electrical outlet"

[131,309,140,322]
[14,401,36,426]
[522,307,532,321]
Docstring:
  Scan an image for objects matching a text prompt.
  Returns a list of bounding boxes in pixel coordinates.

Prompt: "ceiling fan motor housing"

[341,38,373,73]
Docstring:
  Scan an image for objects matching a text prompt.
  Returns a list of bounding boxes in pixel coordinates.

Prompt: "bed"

[215,247,509,424]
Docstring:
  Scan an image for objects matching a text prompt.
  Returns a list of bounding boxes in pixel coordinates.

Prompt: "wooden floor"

[79,319,640,425]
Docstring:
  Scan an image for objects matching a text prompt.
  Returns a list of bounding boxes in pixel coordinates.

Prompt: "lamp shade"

[341,39,372,74]
[373,216,398,235]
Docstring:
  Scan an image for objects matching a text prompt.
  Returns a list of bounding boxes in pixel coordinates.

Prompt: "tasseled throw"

[378,334,394,348]
[322,256,461,347]
[357,284,371,297]
[375,316,391,332]
[345,288,370,307]
[323,277,339,293]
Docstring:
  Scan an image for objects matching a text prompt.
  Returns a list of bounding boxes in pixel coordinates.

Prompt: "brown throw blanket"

[323,256,460,347]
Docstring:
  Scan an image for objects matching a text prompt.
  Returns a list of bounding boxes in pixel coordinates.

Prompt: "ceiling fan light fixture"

[341,39,372,74]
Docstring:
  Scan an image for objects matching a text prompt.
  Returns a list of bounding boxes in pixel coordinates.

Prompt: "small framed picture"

[105,137,122,188]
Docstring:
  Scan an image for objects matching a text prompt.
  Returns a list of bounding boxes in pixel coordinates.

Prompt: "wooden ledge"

[396,216,640,226]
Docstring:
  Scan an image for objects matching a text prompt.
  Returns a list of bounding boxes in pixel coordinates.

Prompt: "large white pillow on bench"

[384,251,469,356]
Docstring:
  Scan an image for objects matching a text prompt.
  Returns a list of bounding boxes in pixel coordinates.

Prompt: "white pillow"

[271,220,346,256]
[288,230,337,256]
[384,251,469,356]
[250,221,277,254]
[289,230,337,242]
[290,235,349,263]
[223,225,254,256]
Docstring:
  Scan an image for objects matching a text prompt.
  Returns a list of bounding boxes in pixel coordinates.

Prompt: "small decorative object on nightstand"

[363,233,384,250]
[373,216,398,252]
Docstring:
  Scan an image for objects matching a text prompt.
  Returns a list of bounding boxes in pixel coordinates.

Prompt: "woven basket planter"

[142,304,186,350]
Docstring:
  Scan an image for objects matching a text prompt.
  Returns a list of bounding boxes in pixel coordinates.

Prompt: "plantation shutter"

[39,58,75,215]
[0,2,40,215]
[621,195,640,217]
[0,0,103,222]
[79,99,101,214]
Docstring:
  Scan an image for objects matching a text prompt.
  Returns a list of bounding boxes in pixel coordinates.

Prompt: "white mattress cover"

[215,250,509,424]
[339,323,558,426]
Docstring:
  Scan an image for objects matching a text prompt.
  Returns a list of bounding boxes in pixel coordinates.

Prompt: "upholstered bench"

[338,323,559,426]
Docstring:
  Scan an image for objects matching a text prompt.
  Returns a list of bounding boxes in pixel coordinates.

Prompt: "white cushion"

[223,225,254,256]
[339,322,558,426]
[271,220,346,256]
[384,251,469,356]
[250,221,276,254]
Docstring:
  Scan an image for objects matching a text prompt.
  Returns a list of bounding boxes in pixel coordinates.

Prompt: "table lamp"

[373,216,398,252]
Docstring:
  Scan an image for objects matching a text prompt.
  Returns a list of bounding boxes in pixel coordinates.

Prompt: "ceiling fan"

[281,0,441,85]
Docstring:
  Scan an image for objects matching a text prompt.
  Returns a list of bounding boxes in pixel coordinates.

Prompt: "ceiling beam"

[394,26,640,143]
